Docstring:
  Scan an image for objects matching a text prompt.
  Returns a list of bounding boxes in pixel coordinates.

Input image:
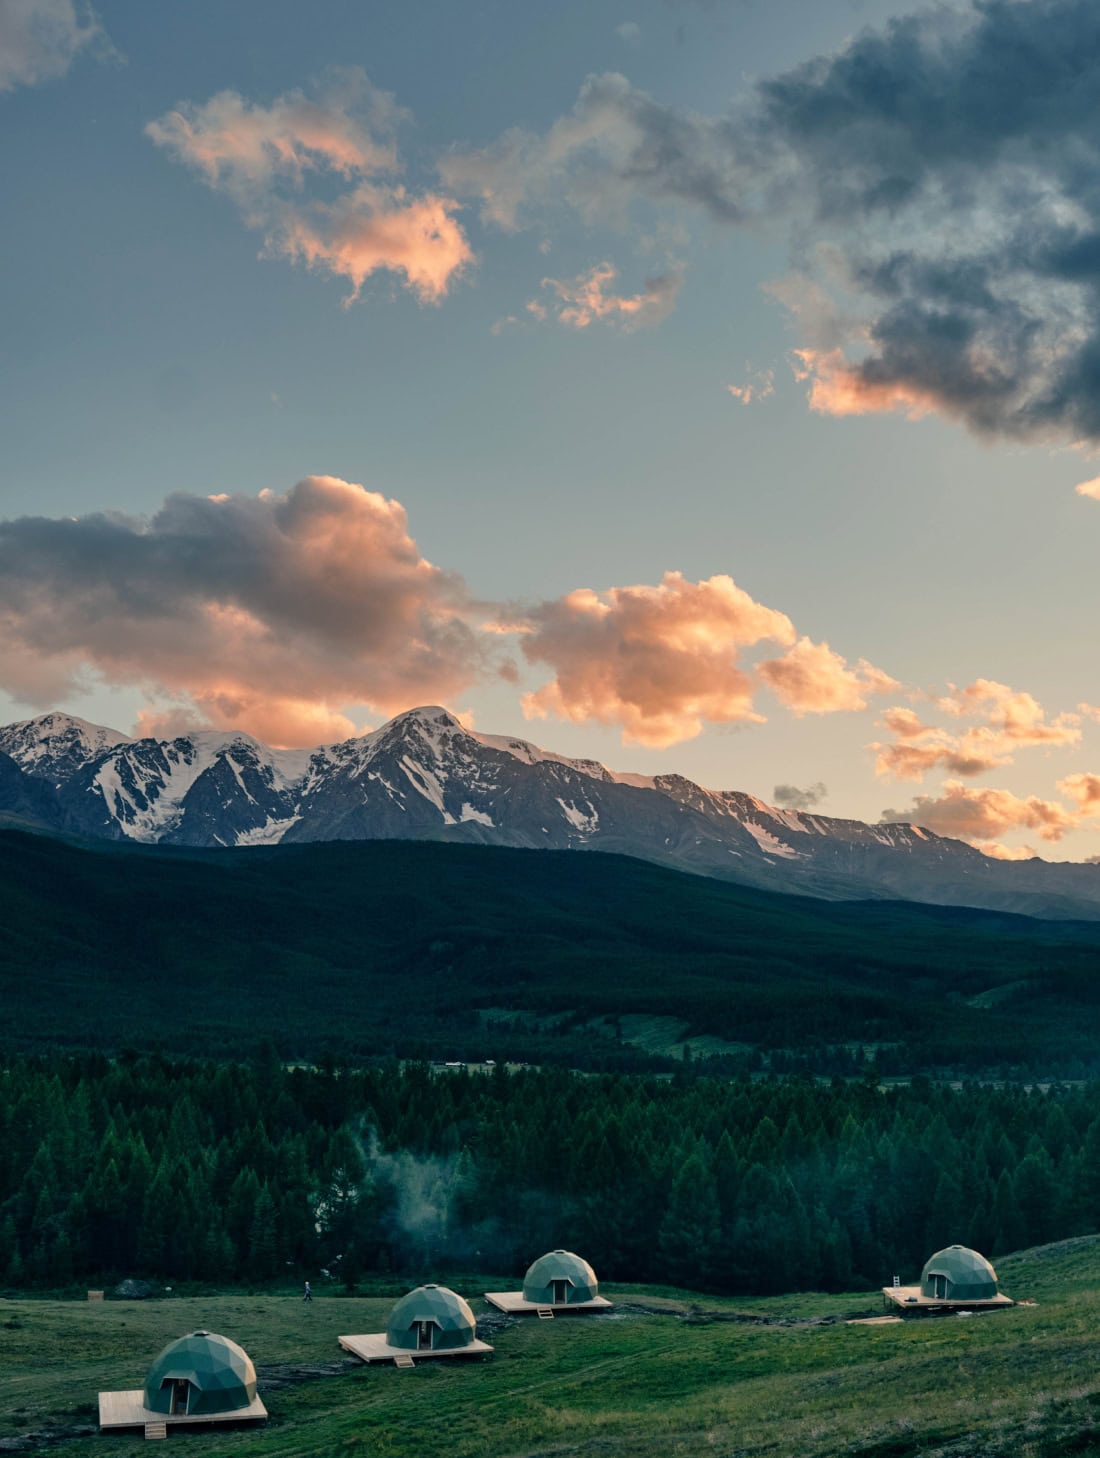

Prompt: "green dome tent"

[386,1286,478,1352]
[920,1246,999,1302]
[143,1331,258,1417]
[522,1250,600,1306]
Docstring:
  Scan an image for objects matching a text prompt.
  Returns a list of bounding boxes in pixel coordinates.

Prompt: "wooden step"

[536,1307,555,1320]
[144,1420,167,1439]
[393,1354,416,1369]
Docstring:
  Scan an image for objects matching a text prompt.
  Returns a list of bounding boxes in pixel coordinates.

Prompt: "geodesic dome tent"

[522,1250,600,1306]
[920,1245,1000,1302]
[386,1285,478,1352]
[143,1331,258,1416]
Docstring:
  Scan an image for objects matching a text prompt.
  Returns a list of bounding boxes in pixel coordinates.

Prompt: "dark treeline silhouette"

[3,1051,1099,1297]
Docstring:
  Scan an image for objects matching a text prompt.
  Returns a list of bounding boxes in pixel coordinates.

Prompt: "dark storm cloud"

[447,0,1100,443]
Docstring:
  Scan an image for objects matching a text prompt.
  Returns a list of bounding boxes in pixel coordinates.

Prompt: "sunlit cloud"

[147,70,473,304]
[512,571,796,748]
[872,681,1083,782]
[0,476,497,746]
[978,842,1040,861]
[758,636,896,716]
[727,369,774,406]
[1075,476,1100,501]
[533,261,682,330]
[0,0,104,93]
[882,780,1079,845]
[1058,772,1100,813]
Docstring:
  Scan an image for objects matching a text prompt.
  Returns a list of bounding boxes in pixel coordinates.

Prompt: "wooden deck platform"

[338,1333,494,1365]
[882,1285,1014,1313]
[98,1389,268,1431]
[483,1292,613,1315]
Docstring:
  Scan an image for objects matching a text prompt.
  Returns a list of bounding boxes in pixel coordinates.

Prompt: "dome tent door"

[164,1379,192,1415]
[929,1272,948,1299]
[415,1320,438,1351]
[551,1279,570,1304]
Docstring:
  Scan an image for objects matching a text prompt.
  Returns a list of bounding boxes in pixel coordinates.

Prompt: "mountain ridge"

[3,704,1100,920]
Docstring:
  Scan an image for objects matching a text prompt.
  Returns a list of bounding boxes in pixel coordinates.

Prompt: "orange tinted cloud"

[792,348,936,420]
[978,842,1040,861]
[1058,772,1100,812]
[276,185,472,304]
[758,636,896,715]
[882,780,1078,844]
[0,476,495,747]
[872,680,1082,781]
[515,571,796,747]
[534,261,681,330]
[1075,476,1100,501]
[147,72,472,304]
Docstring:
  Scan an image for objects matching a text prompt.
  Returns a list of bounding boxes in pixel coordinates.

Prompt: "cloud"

[533,261,682,329]
[439,70,754,232]
[727,368,774,405]
[444,1,1100,445]
[871,681,1083,781]
[773,781,827,811]
[978,842,1040,862]
[1058,772,1100,812]
[513,571,796,747]
[0,0,103,93]
[881,780,1079,845]
[147,70,472,304]
[616,21,641,44]
[1075,476,1100,500]
[757,636,896,716]
[0,476,496,746]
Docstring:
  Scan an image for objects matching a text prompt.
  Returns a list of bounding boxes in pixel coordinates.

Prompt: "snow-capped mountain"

[3,705,1100,919]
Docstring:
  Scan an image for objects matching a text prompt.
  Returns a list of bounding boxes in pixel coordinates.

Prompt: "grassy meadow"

[3,1238,1099,1457]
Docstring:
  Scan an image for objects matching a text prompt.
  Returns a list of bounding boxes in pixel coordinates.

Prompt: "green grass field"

[3,1238,1099,1457]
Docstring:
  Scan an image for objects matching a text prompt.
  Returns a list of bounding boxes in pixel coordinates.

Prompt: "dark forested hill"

[1,828,1099,1075]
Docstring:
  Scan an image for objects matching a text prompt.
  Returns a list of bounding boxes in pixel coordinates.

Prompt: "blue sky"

[3,0,1100,860]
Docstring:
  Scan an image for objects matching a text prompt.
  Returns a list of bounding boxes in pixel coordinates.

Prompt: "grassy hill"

[3,829,1100,1074]
[4,1237,1099,1458]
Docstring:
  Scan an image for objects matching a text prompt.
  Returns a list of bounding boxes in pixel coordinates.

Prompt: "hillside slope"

[2,829,1099,1074]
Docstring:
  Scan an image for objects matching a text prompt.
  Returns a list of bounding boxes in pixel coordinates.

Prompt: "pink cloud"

[882,780,1079,845]
[147,72,472,305]
[511,571,796,748]
[792,348,937,421]
[1058,772,1100,813]
[727,370,775,406]
[757,636,896,716]
[977,842,1040,861]
[533,261,681,330]
[871,680,1083,781]
[1075,476,1100,501]
[0,476,498,747]
[275,184,472,304]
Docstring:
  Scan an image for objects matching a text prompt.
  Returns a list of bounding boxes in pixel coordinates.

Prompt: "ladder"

[536,1307,555,1320]
[393,1354,416,1369]
[144,1421,168,1440]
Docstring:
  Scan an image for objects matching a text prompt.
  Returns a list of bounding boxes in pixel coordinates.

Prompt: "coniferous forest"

[4,1051,1099,1297]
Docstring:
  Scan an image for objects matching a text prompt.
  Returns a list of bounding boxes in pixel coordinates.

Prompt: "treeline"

[2,1051,1099,1296]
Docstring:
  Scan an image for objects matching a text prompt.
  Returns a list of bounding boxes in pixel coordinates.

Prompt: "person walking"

[303,1280,312,1302]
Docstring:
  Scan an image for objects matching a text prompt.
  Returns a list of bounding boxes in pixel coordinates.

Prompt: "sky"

[3,0,1100,861]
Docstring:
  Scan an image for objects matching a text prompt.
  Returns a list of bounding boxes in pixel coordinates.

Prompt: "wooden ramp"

[144,1420,167,1440]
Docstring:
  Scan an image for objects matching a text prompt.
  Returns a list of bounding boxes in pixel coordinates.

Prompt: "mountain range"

[3,705,1100,920]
